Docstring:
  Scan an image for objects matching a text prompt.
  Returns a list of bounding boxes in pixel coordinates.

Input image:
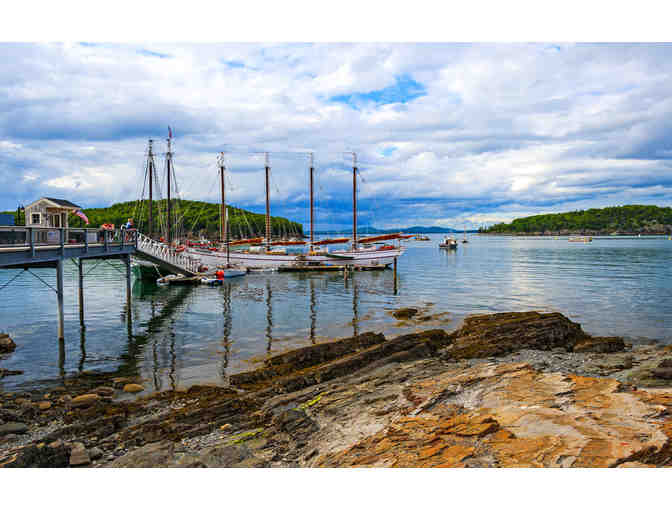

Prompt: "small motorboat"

[201,267,246,285]
[439,237,458,250]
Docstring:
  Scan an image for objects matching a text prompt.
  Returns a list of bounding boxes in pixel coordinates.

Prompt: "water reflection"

[5,236,671,393]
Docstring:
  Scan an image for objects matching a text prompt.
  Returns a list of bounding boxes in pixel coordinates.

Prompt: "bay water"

[1,235,670,392]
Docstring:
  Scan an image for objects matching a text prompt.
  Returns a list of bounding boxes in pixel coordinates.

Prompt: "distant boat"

[439,236,458,249]
[568,236,592,243]
[415,235,431,241]
[462,223,469,243]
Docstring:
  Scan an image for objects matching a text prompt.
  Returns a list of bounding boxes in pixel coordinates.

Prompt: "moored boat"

[189,152,405,269]
[568,236,592,243]
[439,236,458,250]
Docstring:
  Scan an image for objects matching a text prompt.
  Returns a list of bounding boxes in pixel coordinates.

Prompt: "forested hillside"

[9,199,304,239]
[482,205,672,235]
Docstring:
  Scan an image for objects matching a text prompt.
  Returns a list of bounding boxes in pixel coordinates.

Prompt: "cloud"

[1,43,672,230]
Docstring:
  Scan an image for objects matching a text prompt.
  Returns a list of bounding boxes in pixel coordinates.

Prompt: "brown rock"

[0,333,16,353]
[392,308,419,320]
[69,443,91,466]
[123,384,144,393]
[38,401,52,411]
[442,311,588,359]
[651,368,672,380]
[93,386,115,397]
[71,394,99,408]
[573,336,625,353]
[659,359,672,369]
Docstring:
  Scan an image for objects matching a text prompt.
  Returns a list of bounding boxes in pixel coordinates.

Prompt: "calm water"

[1,235,671,392]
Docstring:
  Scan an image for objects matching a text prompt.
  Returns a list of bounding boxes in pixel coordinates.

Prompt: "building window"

[31,213,41,225]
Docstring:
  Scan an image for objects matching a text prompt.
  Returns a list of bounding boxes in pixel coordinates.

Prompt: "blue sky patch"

[330,74,426,109]
[137,49,170,59]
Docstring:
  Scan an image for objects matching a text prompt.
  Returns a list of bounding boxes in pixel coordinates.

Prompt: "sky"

[1,42,672,231]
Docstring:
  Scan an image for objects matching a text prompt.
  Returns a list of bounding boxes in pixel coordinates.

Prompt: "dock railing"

[0,226,138,252]
[135,232,201,275]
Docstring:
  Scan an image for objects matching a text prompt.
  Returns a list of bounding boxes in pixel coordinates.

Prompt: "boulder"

[0,422,28,435]
[392,308,419,320]
[0,333,16,353]
[71,394,99,408]
[123,383,144,393]
[441,311,589,360]
[89,447,104,460]
[573,336,625,354]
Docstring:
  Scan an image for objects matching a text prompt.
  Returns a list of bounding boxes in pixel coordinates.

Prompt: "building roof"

[25,197,82,210]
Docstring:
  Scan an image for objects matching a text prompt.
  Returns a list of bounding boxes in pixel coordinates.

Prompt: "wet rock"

[108,441,177,467]
[71,394,99,408]
[271,408,318,440]
[38,401,52,411]
[652,368,672,380]
[573,336,625,354]
[196,444,256,467]
[123,383,144,393]
[93,386,115,397]
[440,311,589,360]
[0,333,16,353]
[0,368,23,378]
[659,359,672,369]
[89,447,103,460]
[392,308,419,320]
[69,442,91,466]
[0,422,28,435]
[5,443,70,468]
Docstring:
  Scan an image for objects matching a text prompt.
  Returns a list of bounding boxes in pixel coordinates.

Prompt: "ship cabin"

[24,197,82,229]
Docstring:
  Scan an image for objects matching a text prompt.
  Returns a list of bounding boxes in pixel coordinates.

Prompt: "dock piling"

[56,258,65,340]
[124,254,132,321]
[393,257,398,295]
[78,258,84,326]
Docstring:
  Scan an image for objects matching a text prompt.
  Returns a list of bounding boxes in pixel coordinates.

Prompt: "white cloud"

[1,43,672,228]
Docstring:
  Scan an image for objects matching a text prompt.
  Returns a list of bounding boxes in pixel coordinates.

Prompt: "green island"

[481,205,672,235]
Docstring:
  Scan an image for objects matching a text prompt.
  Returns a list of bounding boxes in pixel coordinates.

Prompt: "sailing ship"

[189,152,405,269]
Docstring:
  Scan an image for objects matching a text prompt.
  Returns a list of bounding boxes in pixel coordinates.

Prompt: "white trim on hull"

[188,246,405,269]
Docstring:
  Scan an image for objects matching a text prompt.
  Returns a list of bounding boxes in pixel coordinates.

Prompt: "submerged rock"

[392,308,419,320]
[0,334,16,354]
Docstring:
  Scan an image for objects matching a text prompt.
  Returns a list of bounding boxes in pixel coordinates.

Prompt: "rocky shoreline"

[2,311,672,468]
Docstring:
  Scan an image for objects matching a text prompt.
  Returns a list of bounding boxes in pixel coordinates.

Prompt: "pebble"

[93,386,115,397]
[38,401,52,411]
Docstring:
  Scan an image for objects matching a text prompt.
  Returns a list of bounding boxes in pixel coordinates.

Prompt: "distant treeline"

[10,199,304,239]
[482,205,672,235]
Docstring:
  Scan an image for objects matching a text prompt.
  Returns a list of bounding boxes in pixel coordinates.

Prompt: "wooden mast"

[265,152,271,252]
[147,139,154,239]
[166,130,173,244]
[352,152,357,251]
[219,152,226,243]
[309,152,314,251]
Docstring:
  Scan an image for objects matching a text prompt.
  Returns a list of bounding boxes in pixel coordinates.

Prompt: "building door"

[51,214,61,228]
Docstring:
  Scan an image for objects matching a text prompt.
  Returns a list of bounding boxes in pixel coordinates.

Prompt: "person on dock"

[215,269,225,281]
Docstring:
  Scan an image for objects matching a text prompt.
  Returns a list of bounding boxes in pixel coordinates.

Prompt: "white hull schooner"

[188,151,406,270]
